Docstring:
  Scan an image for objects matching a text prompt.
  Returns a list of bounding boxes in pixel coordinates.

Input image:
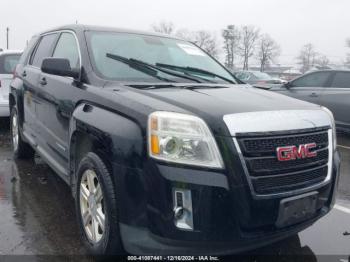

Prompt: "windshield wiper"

[128,83,230,90]
[106,53,175,82]
[106,53,203,83]
[155,63,236,84]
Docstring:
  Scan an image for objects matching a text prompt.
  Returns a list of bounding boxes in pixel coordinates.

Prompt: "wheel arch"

[9,93,16,109]
[9,78,25,127]
[69,103,145,198]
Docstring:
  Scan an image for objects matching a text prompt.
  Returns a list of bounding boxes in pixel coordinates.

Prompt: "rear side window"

[53,33,80,69]
[291,72,331,87]
[0,54,21,74]
[30,33,58,67]
[236,72,250,80]
[19,36,39,65]
[331,72,350,88]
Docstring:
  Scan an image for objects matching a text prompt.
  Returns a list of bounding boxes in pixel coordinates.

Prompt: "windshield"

[86,31,236,84]
[0,54,21,74]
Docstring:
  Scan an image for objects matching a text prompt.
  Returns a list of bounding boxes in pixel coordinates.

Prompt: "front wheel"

[75,152,123,255]
[10,106,35,159]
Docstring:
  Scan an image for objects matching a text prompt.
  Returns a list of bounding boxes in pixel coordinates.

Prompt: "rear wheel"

[75,152,123,255]
[10,106,35,159]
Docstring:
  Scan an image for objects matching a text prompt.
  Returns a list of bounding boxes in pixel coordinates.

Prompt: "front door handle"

[40,77,47,86]
[309,92,318,97]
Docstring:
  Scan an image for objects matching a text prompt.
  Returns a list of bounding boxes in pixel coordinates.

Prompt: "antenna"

[6,27,9,49]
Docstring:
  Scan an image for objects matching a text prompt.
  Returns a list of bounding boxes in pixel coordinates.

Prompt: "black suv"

[10,25,340,255]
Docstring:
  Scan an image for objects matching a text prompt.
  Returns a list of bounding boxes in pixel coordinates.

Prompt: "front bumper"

[119,208,327,255]
[114,150,340,255]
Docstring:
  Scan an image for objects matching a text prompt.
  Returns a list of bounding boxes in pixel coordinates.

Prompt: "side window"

[331,72,350,88]
[291,72,331,87]
[242,73,250,80]
[20,36,39,65]
[30,34,58,67]
[53,33,80,69]
[237,72,249,81]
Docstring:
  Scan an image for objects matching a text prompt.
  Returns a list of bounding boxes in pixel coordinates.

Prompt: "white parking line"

[337,145,350,150]
[334,204,350,214]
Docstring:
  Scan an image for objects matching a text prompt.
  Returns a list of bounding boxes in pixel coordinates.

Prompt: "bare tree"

[222,25,240,70]
[175,29,194,41]
[317,55,330,68]
[257,34,281,72]
[238,25,260,70]
[176,29,219,58]
[192,31,219,58]
[345,39,350,68]
[346,57,350,68]
[296,43,318,73]
[151,21,175,35]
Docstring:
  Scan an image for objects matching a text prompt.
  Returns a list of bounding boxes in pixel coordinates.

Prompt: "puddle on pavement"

[0,150,86,255]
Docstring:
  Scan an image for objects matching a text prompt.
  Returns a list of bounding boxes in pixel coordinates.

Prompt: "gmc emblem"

[276,143,317,161]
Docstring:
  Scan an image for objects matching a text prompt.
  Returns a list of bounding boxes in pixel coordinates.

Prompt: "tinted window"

[0,54,21,74]
[236,72,250,81]
[331,72,350,88]
[19,36,39,65]
[30,34,57,67]
[291,72,331,87]
[53,33,80,69]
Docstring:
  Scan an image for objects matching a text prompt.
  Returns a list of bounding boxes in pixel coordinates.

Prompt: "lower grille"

[252,165,328,194]
[236,128,330,196]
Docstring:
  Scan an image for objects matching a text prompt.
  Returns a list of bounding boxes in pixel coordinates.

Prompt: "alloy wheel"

[80,169,106,243]
[12,112,19,152]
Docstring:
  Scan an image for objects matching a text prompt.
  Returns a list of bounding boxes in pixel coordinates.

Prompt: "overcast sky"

[1,0,349,65]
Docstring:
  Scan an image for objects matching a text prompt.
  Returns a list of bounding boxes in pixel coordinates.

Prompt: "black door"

[22,33,58,140]
[37,32,81,173]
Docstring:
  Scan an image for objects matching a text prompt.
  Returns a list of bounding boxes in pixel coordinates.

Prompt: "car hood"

[104,83,322,136]
[252,84,283,90]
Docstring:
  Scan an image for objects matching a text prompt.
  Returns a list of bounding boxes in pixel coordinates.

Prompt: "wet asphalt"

[0,118,349,261]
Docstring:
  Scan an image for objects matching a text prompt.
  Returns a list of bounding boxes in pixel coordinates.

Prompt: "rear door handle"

[22,71,27,77]
[309,92,318,97]
[40,77,47,86]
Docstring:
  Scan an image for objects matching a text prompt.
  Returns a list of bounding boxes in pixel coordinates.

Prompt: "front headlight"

[322,107,337,150]
[148,111,224,169]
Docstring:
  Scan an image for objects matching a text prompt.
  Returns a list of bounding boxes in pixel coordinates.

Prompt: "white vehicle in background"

[0,50,22,117]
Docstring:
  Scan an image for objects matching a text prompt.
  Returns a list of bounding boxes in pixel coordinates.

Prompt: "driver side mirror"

[41,58,80,79]
[284,81,292,89]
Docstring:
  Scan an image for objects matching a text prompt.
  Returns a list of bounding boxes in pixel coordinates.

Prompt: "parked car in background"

[234,71,285,88]
[0,50,22,117]
[270,70,350,133]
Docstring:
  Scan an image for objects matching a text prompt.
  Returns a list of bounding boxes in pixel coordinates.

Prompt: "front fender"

[69,103,145,169]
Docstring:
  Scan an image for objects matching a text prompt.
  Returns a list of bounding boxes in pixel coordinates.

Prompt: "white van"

[0,50,22,117]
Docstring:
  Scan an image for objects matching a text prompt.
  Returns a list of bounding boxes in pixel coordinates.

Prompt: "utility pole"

[6,27,9,49]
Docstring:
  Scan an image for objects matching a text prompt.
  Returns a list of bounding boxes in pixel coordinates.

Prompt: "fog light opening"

[174,206,185,219]
[173,189,194,230]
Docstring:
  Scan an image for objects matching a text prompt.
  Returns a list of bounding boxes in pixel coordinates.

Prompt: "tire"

[10,106,35,159]
[75,152,123,255]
